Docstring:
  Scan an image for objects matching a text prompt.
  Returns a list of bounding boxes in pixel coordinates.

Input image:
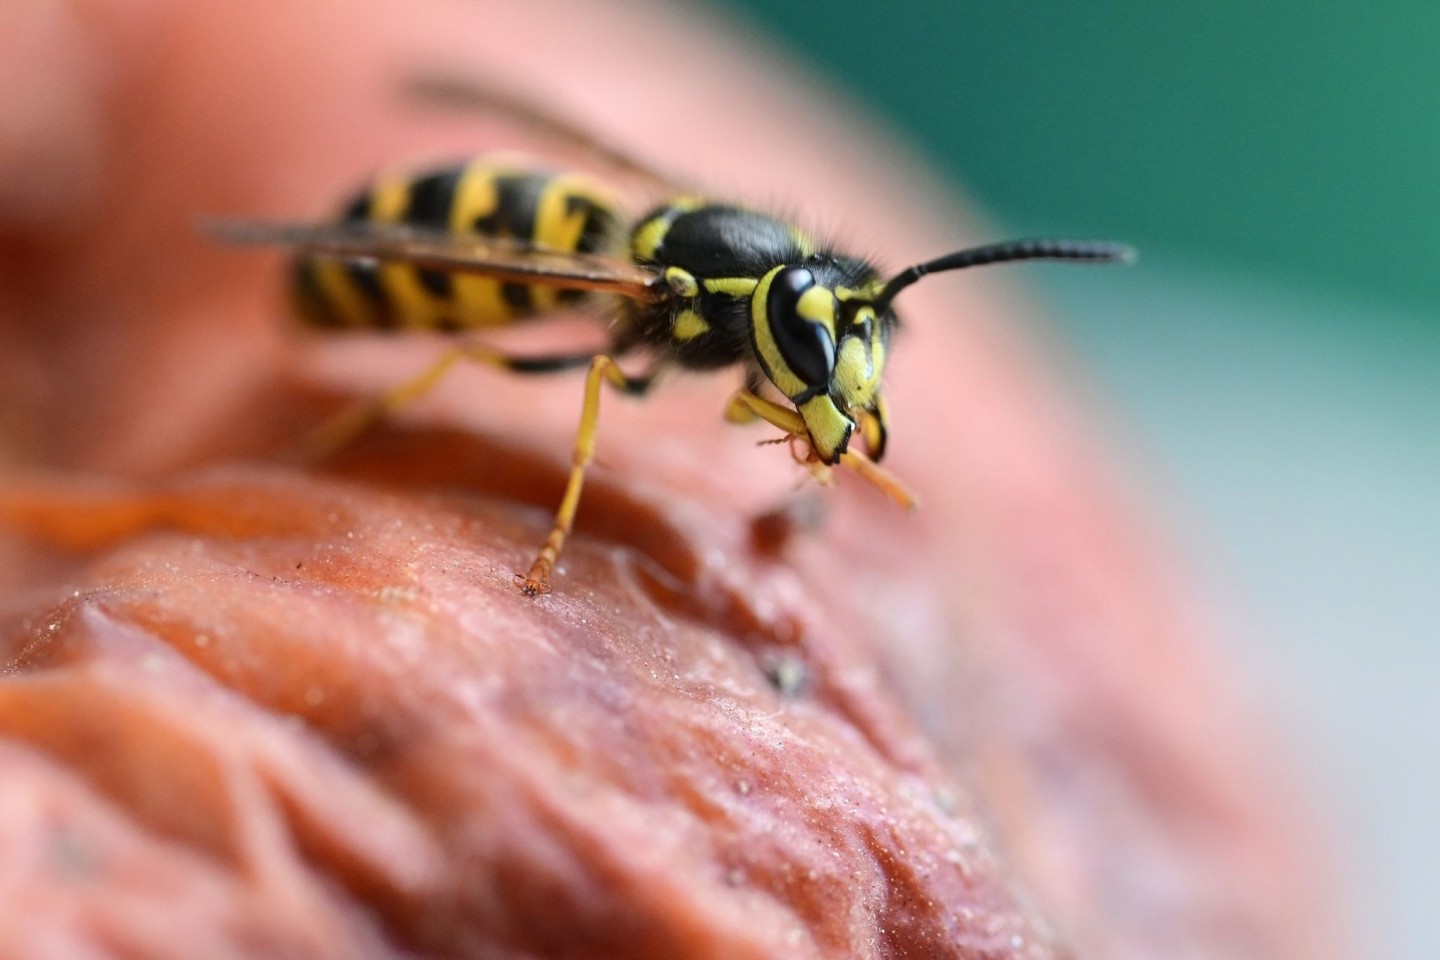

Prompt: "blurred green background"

[710,2,1439,958]
[719,0,1440,319]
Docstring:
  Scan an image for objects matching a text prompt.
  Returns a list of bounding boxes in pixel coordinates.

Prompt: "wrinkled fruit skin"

[0,0,1347,958]
[0,461,1054,960]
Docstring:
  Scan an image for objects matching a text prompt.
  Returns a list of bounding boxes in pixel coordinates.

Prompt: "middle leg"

[515,355,658,596]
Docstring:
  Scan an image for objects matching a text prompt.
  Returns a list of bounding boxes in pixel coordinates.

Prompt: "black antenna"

[872,239,1136,313]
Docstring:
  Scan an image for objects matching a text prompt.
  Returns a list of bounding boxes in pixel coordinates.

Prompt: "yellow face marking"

[795,285,837,340]
[836,280,886,303]
[664,267,699,298]
[672,308,711,341]
[834,306,884,407]
[798,395,854,464]
[870,326,887,376]
[834,337,877,407]
[703,277,759,298]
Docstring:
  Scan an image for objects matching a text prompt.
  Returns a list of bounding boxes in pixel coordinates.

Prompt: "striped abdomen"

[292,158,625,331]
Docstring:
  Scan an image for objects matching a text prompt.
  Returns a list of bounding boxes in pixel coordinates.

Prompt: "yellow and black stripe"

[293,158,624,332]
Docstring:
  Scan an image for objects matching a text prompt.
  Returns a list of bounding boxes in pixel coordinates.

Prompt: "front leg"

[724,389,806,434]
[723,390,917,511]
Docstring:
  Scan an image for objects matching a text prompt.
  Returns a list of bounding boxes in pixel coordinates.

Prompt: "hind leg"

[297,345,596,460]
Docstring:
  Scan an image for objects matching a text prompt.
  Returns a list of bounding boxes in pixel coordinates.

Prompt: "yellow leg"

[516,355,646,596]
[724,390,918,512]
[836,449,917,512]
[725,390,805,433]
[297,344,592,461]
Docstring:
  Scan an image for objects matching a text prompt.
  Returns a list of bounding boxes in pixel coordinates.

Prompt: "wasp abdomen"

[292,159,625,332]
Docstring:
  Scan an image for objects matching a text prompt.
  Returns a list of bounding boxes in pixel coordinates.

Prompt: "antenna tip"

[1068,240,1138,265]
[1111,243,1140,265]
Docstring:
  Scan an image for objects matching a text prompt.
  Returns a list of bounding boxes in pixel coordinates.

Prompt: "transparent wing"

[403,73,692,195]
[205,218,668,302]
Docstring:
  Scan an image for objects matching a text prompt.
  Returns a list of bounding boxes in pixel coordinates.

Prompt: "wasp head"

[751,259,893,465]
[748,239,1133,467]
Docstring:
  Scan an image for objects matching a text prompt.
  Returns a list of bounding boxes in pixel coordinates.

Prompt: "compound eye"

[766,266,836,388]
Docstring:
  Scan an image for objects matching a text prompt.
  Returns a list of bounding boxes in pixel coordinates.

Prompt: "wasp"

[212,77,1133,596]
